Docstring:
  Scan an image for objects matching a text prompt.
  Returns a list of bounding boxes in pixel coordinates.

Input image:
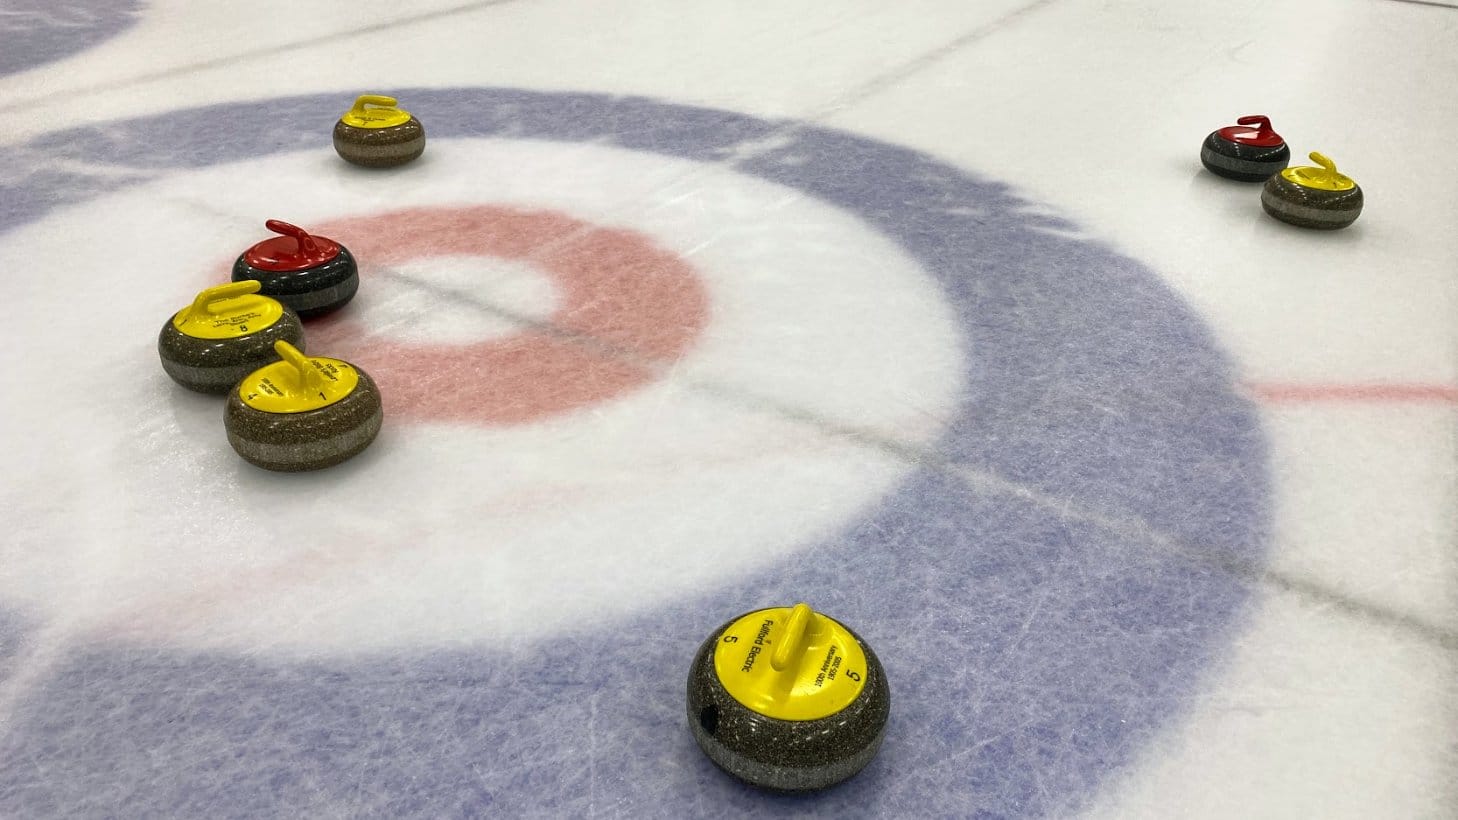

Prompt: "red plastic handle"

[1235,115,1274,140]
[265,219,319,255]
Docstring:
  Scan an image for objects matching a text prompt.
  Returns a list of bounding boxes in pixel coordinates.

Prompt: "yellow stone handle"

[186,281,261,318]
[1308,151,1337,181]
[351,94,400,115]
[771,602,818,672]
[274,340,320,392]
[341,94,412,128]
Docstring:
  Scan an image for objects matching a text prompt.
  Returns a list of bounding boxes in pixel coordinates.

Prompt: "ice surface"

[0,0,1454,817]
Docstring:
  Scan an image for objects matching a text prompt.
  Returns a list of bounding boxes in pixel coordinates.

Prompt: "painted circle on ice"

[0,0,144,77]
[0,136,964,652]
[0,90,1269,818]
[304,205,710,424]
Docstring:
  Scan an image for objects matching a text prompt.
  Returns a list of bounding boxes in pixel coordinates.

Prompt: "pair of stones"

[158,281,380,472]
[1201,115,1363,229]
[687,603,890,792]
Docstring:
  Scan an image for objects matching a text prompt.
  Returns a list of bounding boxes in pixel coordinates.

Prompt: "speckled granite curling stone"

[232,219,358,318]
[1262,151,1363,230]
[687,603,890,791]
[1200,115,1290,181]
[158,281,305,393]
[333,94,425,168]
[224,341,382,472]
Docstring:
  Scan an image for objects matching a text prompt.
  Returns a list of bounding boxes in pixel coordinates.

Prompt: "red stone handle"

[1236,115,1274,140]
[265,219,319,256]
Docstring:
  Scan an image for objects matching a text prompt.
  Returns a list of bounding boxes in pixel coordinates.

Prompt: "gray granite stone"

[686,614,890,791]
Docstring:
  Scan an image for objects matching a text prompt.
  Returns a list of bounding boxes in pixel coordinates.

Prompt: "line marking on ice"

[1246,383,1458,404]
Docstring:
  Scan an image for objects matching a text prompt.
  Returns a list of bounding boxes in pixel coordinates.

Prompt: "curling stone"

[158,281,304,393]
[333,94,426,168]
[224,340,382,472]
[231,219,358,318]
[1261,151,1363,230]
[686,603,890,791]
[1200,115,1290,181]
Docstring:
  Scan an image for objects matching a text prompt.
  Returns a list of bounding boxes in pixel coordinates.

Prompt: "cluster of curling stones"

[157,92,428,467]
[687,603,890,791]
[158,220,381,471]
[1201,114,1362,230]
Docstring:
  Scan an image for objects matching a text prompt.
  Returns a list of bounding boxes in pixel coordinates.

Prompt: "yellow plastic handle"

[713,605,870,720]
[770,602,817,672]
[341,94,412,128]
[1281,151,1355,191]
[187,280,261,318]
[275,340,319,392]
[1308,151,1336,178]
[350,94,399,115]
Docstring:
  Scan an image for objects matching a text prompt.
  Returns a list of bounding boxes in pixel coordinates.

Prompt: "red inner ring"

[301,205,711,425]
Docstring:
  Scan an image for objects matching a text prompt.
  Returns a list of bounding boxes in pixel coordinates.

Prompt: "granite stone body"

[231,246,358,319]
[157,308,304,393]
[686,616,890,791]
[223,368,383,471]
[333,116,426,168]
[1200,132,1290,182]
[1261,175,1364,229]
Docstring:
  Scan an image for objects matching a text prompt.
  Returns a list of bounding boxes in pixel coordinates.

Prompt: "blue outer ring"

[0,0,144,78]
[0,89,1268,817]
